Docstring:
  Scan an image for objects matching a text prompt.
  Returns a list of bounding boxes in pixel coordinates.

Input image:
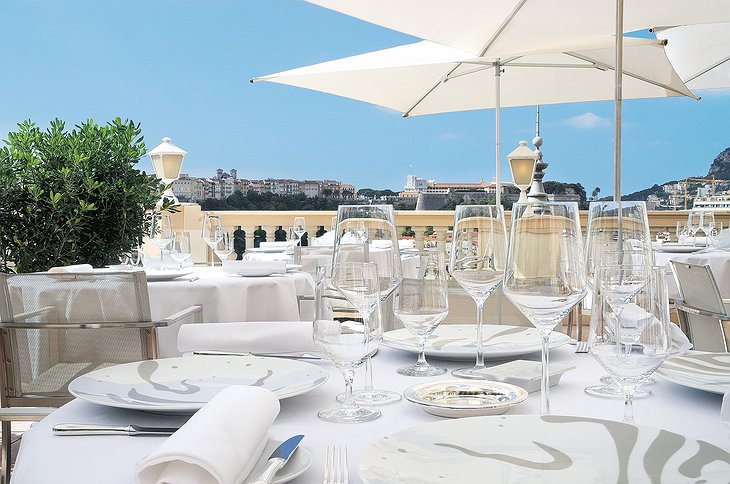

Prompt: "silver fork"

[575,340,590,353]
[323,445,348,484]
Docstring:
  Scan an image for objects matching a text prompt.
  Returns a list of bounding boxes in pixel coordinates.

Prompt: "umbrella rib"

[565,52,699,99]
[478,0,529,57]
[685,54,730,84]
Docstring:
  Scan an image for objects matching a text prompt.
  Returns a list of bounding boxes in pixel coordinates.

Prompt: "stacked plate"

[655,352,730,394]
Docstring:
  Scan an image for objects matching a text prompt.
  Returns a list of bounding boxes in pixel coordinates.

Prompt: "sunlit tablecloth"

[12,344,729,483]
[149,267,314,357]
[655,249,730,299]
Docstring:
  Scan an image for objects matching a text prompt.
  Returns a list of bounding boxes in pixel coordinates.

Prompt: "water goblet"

[448,205,507,379]
[170,231,192,270]
[202,214,223,267]
[313,266,382,423]
[213,230,233,265]
[293,216,306,244]
[394,251,448,376]
[503,202,587,415]
[589,266,671,423]
[149,213,173,270]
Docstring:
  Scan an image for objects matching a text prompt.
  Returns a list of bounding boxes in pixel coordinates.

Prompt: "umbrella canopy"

[254,37,694,116]
[305,0,730,57]
[656,23,730,91]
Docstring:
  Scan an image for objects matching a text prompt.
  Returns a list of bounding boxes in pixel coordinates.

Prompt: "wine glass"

[202,213,223,267]
[687,210,702,243]
[448,205,507,379]
[333,205,402,405]
[293,217,306,245]
[503,202,587,415]
[394,251,448,376]
[170,231,192,270]
[589,266,671,423]
[313,266,382,423]
[149,213,173,270]
[700,211,715,242]
[213,230,233,265]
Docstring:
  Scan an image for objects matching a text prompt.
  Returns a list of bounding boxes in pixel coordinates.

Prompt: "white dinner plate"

[656,243,703,253]
[243,440,312,484]
[144,269,193,281]
[358,415,730,483]
[655,352,730,395]
[68,356,329,413]
[476,360,575,393]
[403,380,527,418]
[383,325,571,360]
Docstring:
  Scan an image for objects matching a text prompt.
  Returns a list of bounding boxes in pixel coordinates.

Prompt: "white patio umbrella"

[655,23,730,91]
[303,0,730,200]
[253,36,695,204]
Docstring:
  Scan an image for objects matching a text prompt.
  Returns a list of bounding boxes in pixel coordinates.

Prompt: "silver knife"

[193,350,321,360]
[52,423,180,436]
[248,435,304,484]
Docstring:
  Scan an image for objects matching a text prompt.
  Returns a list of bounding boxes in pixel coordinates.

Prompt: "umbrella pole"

[495,60,501,207]
[613,0,624,203]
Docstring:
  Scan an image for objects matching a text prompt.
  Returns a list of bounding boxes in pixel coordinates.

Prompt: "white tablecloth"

[149,267,314,357]
[12,345,729,483]
[655,249,730,299]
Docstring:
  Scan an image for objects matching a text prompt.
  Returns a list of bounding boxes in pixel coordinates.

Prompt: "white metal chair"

[0,271,202,483]
[670,261,730,352]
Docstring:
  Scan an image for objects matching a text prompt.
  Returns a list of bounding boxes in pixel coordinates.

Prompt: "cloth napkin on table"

[177,321,317,356]
[47,264,94,273]
[311,231,335,247]
[221,260,286,277]
[136,386,280,484]
[619,304,692,355]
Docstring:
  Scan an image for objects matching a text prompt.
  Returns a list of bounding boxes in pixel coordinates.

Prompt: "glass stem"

[540,330,551,415]
[364,357,374,391]
[341,368,357,411]
[623,389,635,424]
[416,336,428,368]
[475,300,486,369]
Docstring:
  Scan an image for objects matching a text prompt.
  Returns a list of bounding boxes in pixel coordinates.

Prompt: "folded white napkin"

[312,231,335,246]
[221,260,286,277]
[136,386,279,484]
[669,323,693,356]
[678,235,707,246]
[48,264,94,273]
[177,321,317,355]
[619,304,691,355]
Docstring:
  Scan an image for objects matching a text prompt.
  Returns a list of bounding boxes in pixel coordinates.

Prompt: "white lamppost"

[148,137,187,204]
[507,140,538,204]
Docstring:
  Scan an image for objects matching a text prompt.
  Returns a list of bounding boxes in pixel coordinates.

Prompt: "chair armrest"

[0,321,169,329]
[675,299,730,320]
[159,305,203,325]
[11,306,54,322]
[0,407,55,421]
[722,299,730,305]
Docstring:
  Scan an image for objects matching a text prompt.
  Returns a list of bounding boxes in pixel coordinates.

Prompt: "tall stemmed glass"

[503,202,587,415]
[214,230,233,265]
[201,214,223,267]
[448,205,507,379]
[314,265,382,423]
[293,217,306,245]
[589,266,671,423]
[394,251,449,376]
[170,231,192,270]
[149,213,174,270]
[333,205,402,405]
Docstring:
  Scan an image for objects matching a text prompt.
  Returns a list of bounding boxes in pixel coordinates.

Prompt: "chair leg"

[1,420,11,484]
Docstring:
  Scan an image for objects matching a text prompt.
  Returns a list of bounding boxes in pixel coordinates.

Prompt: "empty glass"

[394,251,448,376]
[170,232,192,270]
[294,216,306,244]
[202,213,223,267]
[503,202,587,415]
[448,205,507,379]
[149,213,173,270]
[214,230,233,264]
[314,266,382,423]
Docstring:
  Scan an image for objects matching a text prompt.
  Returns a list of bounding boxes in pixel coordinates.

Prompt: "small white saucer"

[403,380,527,418]
[479,360,575,393]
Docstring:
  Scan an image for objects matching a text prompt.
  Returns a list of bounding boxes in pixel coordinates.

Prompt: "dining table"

[11,339,729,483]
[147,267,315,357]
[654,248,730,300]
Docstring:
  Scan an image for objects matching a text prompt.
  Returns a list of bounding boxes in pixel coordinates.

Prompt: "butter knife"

[193,350,321,360]
[249,435,304,484]
[53,423,180,436]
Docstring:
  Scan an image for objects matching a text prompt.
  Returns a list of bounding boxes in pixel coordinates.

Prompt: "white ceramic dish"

[69,356,329,413]
[655,352,730,395]
[144,269,193,281]
[383,324,571,360]
[403,380,527,418]
[656,243,703,253]
[243,440,312,484]
[478,360,575,393]
[358,415,730,483]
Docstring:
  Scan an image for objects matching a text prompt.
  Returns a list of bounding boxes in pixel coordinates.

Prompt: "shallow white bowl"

[403,380,528,418]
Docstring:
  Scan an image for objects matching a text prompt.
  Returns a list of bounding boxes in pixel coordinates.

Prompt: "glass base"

[451,366,494,380]
[317,406,381,423]
[337,389,402,406]
[397,363,447,377]
[600,375,656,385]
[584,383,651,399]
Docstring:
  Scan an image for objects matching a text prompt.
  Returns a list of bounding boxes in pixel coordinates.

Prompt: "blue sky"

[1,0,729,197]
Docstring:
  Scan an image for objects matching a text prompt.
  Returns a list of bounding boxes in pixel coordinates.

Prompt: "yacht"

[692,194,730,211]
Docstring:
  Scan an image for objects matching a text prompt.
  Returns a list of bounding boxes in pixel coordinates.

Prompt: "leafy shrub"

[0,118,169,272]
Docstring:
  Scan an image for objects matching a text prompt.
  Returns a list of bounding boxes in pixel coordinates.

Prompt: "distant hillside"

[707,147,730,180]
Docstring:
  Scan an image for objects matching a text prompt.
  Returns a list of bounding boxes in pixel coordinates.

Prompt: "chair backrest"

[0,271,157,408]
[670,261,729,352]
